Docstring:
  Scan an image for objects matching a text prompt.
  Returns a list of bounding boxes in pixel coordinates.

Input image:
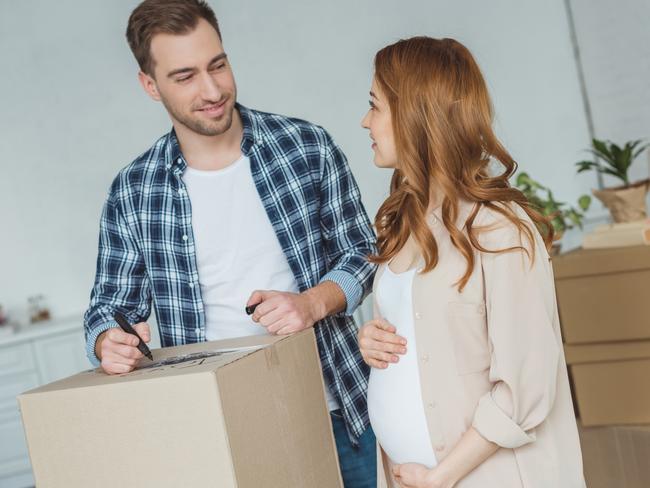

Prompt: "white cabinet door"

[0,374,38,488]
[32,330,89,384]
[0,407,32,476]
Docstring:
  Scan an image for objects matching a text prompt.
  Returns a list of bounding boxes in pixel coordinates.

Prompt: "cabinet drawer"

[0,415,30,466]
[33,331,89,384]
[0,372,39,406]
[0,343,35,376]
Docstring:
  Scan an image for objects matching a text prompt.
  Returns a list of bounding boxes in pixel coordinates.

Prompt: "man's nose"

[199,72,222,101]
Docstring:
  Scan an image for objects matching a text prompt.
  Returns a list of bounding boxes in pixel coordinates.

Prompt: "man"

[83,1,377,486]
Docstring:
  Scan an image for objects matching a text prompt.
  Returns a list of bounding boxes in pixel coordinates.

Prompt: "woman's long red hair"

[369,37,553,290]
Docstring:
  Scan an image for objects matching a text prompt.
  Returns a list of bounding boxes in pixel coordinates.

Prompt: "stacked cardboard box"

[579,424,650,488]
[18,329,343,488]
[553,245,650,426]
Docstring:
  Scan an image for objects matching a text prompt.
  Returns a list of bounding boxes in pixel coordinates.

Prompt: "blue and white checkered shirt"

[84,104,377,443]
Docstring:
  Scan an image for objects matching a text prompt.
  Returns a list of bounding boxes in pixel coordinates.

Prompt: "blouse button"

[421,354,429,362]
[415,312,422,319]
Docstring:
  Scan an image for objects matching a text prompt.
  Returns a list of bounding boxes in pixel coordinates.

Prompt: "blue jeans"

[331,410,377,488]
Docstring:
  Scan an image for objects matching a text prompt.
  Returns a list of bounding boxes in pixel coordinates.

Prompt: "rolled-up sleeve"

[472,220,561,449]
[317,128,377,315]
[83,186,151,367]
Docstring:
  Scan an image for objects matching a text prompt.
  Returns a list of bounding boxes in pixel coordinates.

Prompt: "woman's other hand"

[358,318,407,369]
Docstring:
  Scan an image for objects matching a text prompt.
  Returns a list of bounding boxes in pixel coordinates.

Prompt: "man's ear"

[138,71,161,101]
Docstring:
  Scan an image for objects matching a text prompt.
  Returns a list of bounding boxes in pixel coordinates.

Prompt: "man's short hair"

[126,0,222,76]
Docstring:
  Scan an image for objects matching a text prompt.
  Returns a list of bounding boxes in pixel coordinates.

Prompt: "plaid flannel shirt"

[84,104,377,444]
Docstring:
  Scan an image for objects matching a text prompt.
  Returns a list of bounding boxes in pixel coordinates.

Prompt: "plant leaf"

[592,139,612,160]
[633,142,649,160]
[578,195,591,211]
[588,149,616,169]
[576,160,598,173]
[600,167,628,184]
[566,209,582,227]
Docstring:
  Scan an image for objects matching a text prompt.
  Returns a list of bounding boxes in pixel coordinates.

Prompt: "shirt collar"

[162,102,262,175]
[164,129,186,175]
[237,103,263,154]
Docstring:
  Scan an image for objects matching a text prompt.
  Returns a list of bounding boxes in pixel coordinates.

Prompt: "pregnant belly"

[367,358,437,468]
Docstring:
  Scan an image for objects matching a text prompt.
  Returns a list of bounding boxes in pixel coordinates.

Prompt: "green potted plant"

[515,172,591,253]
[576,138,649,223]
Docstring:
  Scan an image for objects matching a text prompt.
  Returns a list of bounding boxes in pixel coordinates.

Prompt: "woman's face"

[361,77,398,168]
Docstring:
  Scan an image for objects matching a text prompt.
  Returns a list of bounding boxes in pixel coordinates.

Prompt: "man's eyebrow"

[207,53,228,66]
[167,66,195,78]
[167,53,228,78]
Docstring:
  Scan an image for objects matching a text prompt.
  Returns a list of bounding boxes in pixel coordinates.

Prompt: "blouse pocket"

[446,302,490,375]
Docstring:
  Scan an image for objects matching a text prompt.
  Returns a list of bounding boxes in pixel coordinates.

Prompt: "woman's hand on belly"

[393,463,452,488]
[358,318,407,369]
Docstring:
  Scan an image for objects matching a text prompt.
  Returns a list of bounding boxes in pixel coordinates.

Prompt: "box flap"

[565,340,650,364]
[553,245,650,279]
[19,333,282,396]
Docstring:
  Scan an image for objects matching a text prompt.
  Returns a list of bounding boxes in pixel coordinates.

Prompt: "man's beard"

[162,94,235,137]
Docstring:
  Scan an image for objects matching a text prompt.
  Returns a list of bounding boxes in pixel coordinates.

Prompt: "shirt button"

[427,401,436,409]
[195,328,201,335]
[177,157,183,164]
[178,188,186,195]
[421,354,429,362]
[182,235,189,241]
[189,282,195,288]
[166,163,171,170]
[415,312,422,319]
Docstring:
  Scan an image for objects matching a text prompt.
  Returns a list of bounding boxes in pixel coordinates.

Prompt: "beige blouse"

[374,201,585,488]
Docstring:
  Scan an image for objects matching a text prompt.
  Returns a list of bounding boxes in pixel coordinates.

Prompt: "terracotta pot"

[592,179,650,223]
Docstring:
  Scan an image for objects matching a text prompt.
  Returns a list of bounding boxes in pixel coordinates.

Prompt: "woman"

[358,37,585,488]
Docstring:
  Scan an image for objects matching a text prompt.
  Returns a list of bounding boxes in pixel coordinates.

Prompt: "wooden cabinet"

[0,316,88,488]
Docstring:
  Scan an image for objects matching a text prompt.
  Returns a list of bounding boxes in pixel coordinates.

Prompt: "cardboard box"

[579,423,650,488]
[564,340,650,426]
[552,245,650,344]
[18,329,343,488]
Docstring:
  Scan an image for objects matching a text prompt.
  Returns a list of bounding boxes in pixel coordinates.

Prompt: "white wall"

[1,0,596,322]
[570,0,650,185]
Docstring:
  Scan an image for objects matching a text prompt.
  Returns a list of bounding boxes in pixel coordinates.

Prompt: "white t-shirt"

[182,155,339,411]
[367,266,437,467]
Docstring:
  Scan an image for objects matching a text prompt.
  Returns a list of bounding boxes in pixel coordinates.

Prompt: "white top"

[367,265,437,468]
[182,155,339,411]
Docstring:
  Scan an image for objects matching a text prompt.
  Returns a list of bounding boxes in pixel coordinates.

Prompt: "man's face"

[143,18,237,137]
